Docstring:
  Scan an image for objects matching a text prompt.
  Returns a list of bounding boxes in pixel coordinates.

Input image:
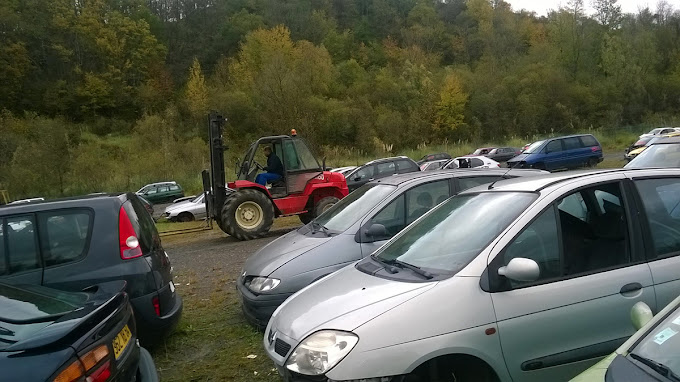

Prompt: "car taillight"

[152,295,161,316]
[119,206,143,260]
[54,345,111,382]
[591,146,600,152]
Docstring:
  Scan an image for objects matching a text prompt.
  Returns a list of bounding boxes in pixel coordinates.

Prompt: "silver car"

[264,168,680,382]
[162,194,206,222]
[238,169,546,327]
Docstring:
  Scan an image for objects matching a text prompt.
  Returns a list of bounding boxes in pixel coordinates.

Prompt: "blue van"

[507,134,603,171]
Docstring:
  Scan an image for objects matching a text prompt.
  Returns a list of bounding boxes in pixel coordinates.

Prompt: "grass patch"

[151,276,276,382]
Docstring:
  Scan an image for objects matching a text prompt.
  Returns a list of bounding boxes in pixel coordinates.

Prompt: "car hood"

[507,153,532,162]
[164,200,194,213]
[243,228,333,276]
[269,265,436,341]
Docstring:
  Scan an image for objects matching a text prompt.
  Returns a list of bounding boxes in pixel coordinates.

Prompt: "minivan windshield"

[523,140,545,154]
[374,192,537,274]
[629,304,680,378]
[313,185,396,232]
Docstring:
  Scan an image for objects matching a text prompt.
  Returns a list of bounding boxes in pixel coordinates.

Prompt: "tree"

[185,58,209,119]
[435,73,468,136]
[592,0,622,29]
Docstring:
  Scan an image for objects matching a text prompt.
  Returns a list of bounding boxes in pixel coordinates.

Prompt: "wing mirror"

[498,258,540,282]
[630,301,653,331]
[366,223,388,238]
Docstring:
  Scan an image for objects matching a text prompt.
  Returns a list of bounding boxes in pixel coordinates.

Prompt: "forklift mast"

[207,112,227,219]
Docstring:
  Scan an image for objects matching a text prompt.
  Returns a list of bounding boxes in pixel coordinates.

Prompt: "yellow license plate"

[112,325,132,359]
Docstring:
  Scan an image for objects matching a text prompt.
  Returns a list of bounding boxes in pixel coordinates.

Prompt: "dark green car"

[136,181,184,204]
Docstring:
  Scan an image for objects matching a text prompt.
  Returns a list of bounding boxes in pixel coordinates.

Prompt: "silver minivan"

[238,169,546,327]
[264,168,680,382]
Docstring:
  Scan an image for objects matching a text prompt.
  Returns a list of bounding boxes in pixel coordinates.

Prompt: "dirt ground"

[150,217,301,382]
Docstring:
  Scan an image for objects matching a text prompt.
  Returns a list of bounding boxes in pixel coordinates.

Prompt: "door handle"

[620,282,642,295]
[368,178,374,181]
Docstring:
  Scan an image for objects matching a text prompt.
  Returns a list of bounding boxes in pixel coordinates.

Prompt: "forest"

[1,0,680,199]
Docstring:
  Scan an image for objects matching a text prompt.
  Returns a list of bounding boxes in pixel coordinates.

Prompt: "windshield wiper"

[380,258,434,280]
[630,353,680,381]
[369,254,399,274]
[0,326,14,336]
[310,221,331,236]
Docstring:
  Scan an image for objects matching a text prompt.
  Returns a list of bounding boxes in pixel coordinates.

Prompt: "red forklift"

[204,112,349,240]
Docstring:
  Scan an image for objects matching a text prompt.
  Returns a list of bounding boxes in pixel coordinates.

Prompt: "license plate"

[169,281,175,293]
[113,325,132,359]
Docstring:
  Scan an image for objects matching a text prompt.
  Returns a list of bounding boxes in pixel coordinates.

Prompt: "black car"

[0,193,182,346]
[415,152,452,165]
[486,147,521,162]
[345,156,420,192]
[0,281,159,382]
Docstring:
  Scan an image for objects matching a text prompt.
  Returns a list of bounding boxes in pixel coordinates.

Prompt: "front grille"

[275,338,292,357]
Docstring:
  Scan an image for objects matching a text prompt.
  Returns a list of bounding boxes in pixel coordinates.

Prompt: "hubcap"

[235,201,264,229]
[322,203,334,213]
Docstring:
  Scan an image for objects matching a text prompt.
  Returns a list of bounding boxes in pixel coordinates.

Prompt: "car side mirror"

[498,258,540,282]
[354,176,361,182]
[631,301,653,331]
[366,223,388,239]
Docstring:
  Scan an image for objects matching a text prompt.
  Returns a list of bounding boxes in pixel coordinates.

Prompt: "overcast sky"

[504,0,679,16]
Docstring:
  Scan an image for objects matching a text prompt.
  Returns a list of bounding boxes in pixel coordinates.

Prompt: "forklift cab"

[236,135,323,197]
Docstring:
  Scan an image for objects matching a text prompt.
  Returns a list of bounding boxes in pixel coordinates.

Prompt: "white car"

[639,127,679,139]
[441,155,500,169]
[419,159,449,171]
[331,166,357,177]
[162,194,207,222]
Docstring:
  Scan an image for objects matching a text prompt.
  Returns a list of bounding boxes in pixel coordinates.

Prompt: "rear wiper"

[310,221,331,236]
[388,259,434,280]
[370,254,399,274]
[630,353,680,381]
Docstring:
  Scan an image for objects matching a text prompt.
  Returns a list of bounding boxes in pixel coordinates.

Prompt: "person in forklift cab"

[256,146,284,186]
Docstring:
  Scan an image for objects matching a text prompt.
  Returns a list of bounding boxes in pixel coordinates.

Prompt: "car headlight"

[246,277,280,293]
[285,330,359,375]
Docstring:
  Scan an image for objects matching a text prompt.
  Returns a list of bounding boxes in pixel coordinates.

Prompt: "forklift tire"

[221,189,274,240]
[313,196,339,217]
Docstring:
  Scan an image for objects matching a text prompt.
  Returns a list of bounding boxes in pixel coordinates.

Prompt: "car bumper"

[137,347,160,382]
[274,367,405,382]
[236,280,293,329]
[130,291,183,346]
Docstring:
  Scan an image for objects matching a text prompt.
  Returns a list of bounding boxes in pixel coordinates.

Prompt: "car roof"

[364,156,412,165]
[649,136,680,145]
[545,133,595,140]
[369,168,546,186]
[0,193,130,213]
[465,168,680,193]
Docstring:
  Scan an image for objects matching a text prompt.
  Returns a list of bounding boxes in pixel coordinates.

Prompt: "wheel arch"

[305,184,346,207]
[406,351,502,381]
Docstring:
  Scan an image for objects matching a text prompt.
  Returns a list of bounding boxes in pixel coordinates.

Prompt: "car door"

[144,186,159,203]
[542,139,565,170]
[562,136,585,169]
[156,186,170,202]
[633,176,680,310]
[358,180,451,257]
[347,165,375,192]
[488,180,655,382]
[0,215,43,285]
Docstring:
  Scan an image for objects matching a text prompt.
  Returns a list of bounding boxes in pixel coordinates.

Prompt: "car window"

[635,178,680,259]
[626,144,680,169]
[293,139,320,170]
[545,140,563,153]
[562,137,582,150]
[158,186,169,192]
[405,180,450,225]
[352,165,374,181]
[316,185,396,232]
[169,185,179,191]
[524,140,545,154]
[396,159,417,172]
[124,197,159,255]
[39,210,92,267]
[443,160,458,169]
[0,223,6,275]
[580,135,598,147]
[662,129,675,134]
[500,182,630,288]
[371,194,405,238]
[470,158,484,167]
[376,162,396,177]
[6,215,40,274]
[146,188,157,194]
[458,176,502,191]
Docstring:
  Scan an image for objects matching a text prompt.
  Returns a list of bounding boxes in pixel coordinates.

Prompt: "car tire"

[178,212,194,222]
[403,363,497,382]
[532,162,546,171]
[220,189,274,240]
[587,157,598,168]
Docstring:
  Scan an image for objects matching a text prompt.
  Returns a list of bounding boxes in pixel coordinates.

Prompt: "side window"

[470,158,485,167]
[158,186,169,193]
[371,194,405,238]
[353,165,374,181]
[283,140,300,170]
[635,178,680,259]
[396,160,416,172]
[169,185,179,191]
[563,137,582,150]
[376,162,396,177]
[458,176,502,191]
[6,215,40,273]
[0,222,6,275]
[444,160,458,169]
[39,210,92,267]
[146,187,157,194]
[580,135,598,147]
[498,182,630,289]
[293,140,320,170]
[545,140,563,153]
[405,181,450,224]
